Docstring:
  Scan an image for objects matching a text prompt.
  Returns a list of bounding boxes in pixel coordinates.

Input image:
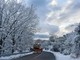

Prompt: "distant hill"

[33,33,50,40]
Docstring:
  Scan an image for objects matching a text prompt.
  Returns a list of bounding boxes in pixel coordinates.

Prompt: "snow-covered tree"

[49,36,61,52]
[49,36,55,42]
[61,32,76,55]
[0,0,38,55]
[41,40,51,50]
[71,23,80,57]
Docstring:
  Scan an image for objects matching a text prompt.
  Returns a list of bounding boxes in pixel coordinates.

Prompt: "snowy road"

[12,51,56,60]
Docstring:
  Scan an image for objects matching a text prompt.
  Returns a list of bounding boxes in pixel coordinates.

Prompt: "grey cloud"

[25,0,80,35]
[52,6,61,11]
[26,0,51,20]
[70,0,80,11]
[39,22,59,34]
[65,23,78,32]
[28,0,48,7]
[48,0,80,21]
[61,0,80,20]
[47,25,59,34]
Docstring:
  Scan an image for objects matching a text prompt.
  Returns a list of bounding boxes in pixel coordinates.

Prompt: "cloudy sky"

[25,0,80,36]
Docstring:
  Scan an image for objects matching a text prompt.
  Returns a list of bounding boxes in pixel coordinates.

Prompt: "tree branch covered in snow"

[0,0,38,55]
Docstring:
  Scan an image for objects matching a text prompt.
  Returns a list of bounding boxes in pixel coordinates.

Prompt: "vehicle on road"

[30,43,43,53]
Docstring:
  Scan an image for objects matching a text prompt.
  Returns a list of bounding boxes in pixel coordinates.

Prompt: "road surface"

[12,51,56,60]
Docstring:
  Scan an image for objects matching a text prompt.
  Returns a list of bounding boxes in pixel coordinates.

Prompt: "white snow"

[44,50,80,60]
[0,52,33,60]
[53,52,80,60]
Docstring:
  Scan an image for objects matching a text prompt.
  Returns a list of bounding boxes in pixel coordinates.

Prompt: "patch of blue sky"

[57,0,67,6]
[29,0,48,7]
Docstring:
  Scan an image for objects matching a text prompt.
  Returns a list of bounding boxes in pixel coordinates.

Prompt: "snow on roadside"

[53,52,80,60]
[0,52,33,60]
[44,50,80,60]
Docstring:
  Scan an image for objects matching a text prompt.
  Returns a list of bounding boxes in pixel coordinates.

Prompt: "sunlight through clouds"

[46,0,80,36]
[49,0,57,6]
[25,0,80,36]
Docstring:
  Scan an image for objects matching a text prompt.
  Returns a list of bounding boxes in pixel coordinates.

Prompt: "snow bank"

[53,52,80,60]
[44,50,80,60]
[0,52,33,60]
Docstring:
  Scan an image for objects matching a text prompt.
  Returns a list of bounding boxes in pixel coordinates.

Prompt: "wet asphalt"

[12,51,56,60]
